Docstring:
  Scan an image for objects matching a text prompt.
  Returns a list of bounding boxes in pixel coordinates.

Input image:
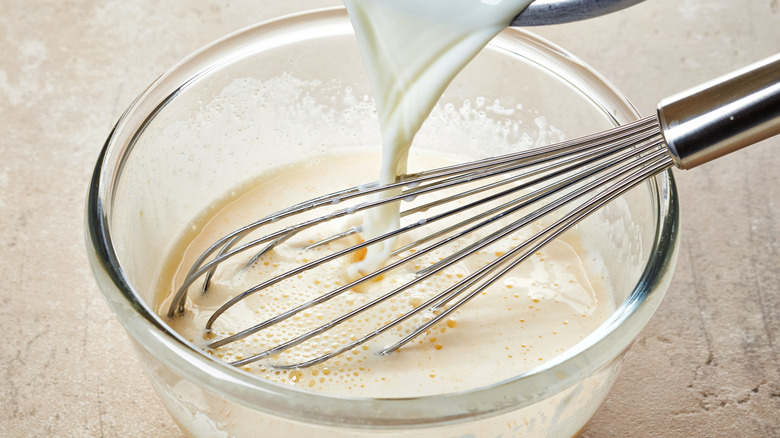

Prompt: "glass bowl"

[85,8,679,437]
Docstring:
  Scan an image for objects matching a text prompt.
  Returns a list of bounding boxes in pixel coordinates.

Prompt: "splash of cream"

[343,0,534,276]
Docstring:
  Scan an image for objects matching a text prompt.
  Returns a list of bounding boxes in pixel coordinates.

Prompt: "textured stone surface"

[1,1,778,436]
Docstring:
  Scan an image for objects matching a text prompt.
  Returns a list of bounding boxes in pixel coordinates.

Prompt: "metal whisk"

[168,53,780,369]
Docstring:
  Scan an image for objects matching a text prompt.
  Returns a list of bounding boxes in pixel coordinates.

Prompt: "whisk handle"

[658,53,780,170]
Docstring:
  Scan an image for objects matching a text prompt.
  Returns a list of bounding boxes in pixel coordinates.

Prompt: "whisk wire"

[169,117,658,316]
[203,120,673,368]
[204,121,662,334]
[256,143,673,369]
[379,151,674,357]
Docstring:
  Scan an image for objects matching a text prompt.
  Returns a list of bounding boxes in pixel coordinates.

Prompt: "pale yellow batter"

[155,150,612,397]
[156,0,614,400]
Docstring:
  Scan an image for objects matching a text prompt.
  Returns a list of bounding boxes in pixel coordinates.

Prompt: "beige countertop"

[1,1,778,436]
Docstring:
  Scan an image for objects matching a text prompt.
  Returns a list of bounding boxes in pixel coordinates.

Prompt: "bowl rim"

[85,6,680,429]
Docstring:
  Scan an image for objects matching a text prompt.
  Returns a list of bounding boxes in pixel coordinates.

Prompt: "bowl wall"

[86,8,679,437]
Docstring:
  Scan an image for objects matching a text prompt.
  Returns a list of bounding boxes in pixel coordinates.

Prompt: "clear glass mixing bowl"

[85,8,679,437]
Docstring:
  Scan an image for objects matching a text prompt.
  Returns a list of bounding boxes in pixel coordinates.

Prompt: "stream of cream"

[343,0,535,275]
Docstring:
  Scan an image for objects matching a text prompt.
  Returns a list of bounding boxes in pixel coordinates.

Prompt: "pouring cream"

[342,0,535,275]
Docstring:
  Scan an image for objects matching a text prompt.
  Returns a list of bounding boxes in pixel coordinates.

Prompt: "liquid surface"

[155,151,612,397]
[156,0,615,399]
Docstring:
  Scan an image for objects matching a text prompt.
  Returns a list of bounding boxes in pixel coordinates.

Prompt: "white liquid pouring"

[343,0,535,274]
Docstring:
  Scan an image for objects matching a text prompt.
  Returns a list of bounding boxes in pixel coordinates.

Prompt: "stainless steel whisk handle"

[659,53,780,170]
